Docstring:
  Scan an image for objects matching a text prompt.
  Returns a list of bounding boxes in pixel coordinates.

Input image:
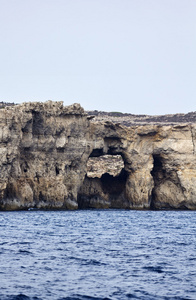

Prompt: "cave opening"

[151,155,163,177]
[150,154,165,209]
[78,153,129,209]
[150,154,187,210]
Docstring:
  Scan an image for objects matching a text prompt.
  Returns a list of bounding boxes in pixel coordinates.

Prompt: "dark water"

[0,210,196,300]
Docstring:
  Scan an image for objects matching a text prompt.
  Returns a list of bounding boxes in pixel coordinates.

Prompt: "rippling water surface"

[0,210,196,300]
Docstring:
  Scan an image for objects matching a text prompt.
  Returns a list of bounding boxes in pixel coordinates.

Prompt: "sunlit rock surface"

[0,101,196,210]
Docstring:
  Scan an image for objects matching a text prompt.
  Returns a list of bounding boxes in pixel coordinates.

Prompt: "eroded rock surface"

[0,101,196,210]
[87,155,124,178]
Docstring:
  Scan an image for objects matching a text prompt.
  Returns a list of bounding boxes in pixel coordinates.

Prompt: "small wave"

[189,257,196,261]
[143,266,164,273]
[0,242,8,245]
[44,266,53,271]
[126,292,187,300]
[58,295,111,300]
[126,293,140,299]
[67,256,106,266]
[18,250,32,254]
[49,255,56,260]
[83,259,107,266]
[0,294,41,300]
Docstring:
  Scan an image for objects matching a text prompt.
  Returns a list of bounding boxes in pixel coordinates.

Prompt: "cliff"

[0,101,196,210]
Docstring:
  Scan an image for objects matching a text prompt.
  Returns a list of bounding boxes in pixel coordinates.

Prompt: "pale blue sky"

[0,0,195,114]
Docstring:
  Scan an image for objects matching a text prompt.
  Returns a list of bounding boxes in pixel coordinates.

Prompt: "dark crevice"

[89,148,104,157]
[4,183,16,199]
[100,169,128,195]
[150,155,164,178]
[55,166,60,175]
[150,154,165,209]
[32,111,44,135]
[22,119,32,133]
[39,192,47,203]
[21,161,29,174]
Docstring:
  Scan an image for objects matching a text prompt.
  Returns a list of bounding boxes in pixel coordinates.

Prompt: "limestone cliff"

[0,101,196,210]
[0,101,91,210]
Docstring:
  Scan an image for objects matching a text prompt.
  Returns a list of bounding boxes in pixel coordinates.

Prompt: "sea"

[0,209,196,300]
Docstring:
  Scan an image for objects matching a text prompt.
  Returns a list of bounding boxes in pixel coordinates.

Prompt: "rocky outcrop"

[0,101,92,210]
[0,101,196,210]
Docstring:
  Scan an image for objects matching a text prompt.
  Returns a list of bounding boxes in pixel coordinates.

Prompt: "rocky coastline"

[0,101,196,210]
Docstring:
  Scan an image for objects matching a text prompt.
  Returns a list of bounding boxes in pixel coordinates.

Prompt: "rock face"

[0,101,91,210]
[0,101,196,210]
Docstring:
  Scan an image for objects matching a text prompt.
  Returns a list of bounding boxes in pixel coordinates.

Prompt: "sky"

[0,0,195,115]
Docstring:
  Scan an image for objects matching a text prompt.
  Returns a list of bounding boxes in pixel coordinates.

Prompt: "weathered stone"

[87,155,124,178]
[0,101,196,210]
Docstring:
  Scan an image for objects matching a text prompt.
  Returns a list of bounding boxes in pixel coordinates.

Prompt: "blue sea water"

[0,210,196,300]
